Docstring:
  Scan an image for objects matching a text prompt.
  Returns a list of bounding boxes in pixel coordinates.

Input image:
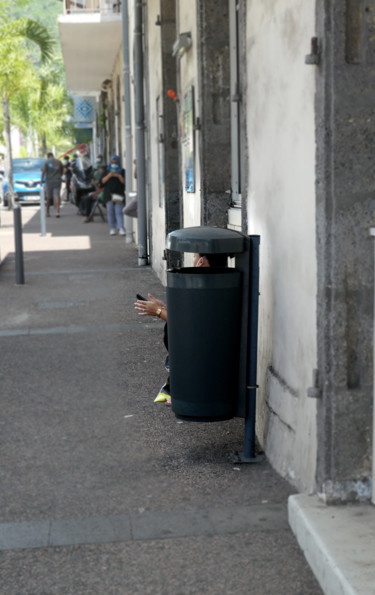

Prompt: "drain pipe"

[133,0,148,266]
[371,227,375,505]
[121,0,134,244]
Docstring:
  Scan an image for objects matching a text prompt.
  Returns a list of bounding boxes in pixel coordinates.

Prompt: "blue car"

[1,158,45,206]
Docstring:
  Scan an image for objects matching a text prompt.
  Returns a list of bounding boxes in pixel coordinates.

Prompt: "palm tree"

[0,13,54,208]
[11,64,74,157]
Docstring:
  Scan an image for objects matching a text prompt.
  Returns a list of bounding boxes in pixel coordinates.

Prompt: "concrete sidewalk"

[289,494,375,595]
[0,202,323,594]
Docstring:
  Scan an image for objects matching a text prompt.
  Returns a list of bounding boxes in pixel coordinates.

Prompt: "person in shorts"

[41,152,63,217]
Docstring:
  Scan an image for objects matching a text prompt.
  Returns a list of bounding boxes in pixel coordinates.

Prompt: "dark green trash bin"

[167,266,242,421]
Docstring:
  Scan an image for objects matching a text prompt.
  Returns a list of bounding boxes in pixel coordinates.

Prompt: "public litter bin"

[166,226,246,421]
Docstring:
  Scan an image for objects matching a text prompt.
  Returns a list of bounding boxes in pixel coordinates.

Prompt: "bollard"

[40,185,46,237]
[13,205,25,285]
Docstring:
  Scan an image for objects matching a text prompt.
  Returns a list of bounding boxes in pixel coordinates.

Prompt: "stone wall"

[315,0,375,502]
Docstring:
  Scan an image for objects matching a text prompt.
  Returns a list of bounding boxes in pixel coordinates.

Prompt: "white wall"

[146,1,167,280]
[247,0,318,492]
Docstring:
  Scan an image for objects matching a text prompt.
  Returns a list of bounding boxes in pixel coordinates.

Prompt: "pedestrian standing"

[100,155,126,235]
[41,152,63,217]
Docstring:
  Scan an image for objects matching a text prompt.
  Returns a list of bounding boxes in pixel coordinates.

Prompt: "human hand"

[134,293,166,317]
[147,294,166,309]
[134,297,157,317]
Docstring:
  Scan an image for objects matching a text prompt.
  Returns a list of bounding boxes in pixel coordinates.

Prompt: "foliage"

[0,0,63,206]
[0,0,74,156]
[10,65,74,155]
[3,0,63,41]
[7,0,65,76]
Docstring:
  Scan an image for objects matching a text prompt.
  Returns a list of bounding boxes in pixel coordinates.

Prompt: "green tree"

[11,60,74,158]
[0,3,54,208]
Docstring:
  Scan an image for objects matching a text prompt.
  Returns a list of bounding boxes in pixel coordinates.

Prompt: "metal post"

[40,185,46,237]
[134,0,148,266]
[233,235,262,463]
[13,205,25,285]
[370,227,375,504]
[243,235,261,461]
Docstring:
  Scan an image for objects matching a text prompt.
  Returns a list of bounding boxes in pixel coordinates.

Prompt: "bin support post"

[235,235,262,463]
[243,235,260,460]
[14,205,25,285]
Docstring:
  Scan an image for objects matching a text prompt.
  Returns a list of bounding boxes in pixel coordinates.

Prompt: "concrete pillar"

[197,0,231,227]
[315,0,375,502]
[161,0,181,266]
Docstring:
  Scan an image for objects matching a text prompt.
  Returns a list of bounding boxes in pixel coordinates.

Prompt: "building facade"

[59,0,375,503]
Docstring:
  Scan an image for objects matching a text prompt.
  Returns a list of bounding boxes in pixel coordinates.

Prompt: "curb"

[288,494,375,595]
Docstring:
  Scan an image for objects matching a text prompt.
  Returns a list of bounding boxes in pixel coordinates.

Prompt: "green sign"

[74,128,93,144]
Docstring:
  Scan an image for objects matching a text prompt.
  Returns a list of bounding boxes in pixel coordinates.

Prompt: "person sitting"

[81,164,106,222]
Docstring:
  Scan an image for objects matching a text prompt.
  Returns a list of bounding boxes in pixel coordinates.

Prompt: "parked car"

[1,158,45,206]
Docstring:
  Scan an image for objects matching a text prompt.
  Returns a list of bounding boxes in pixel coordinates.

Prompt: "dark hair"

[47,152,54,158]
[200,253,228,268]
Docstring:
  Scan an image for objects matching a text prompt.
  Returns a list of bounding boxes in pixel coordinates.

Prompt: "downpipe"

[133,0,148,266]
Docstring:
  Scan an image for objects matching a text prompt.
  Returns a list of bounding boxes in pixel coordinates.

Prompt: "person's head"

[63,155,70,162]
[109,155,121,172]
[96,154,103,164]
[193,253,228,268]
[47,152,54,159]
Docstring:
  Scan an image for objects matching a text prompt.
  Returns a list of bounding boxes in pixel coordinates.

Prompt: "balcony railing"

[63,0,121,14]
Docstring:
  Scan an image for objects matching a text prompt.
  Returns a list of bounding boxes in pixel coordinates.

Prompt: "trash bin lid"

[166,226,245,254]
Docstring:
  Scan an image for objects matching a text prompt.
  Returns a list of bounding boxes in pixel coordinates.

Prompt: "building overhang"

[58,13,122,94]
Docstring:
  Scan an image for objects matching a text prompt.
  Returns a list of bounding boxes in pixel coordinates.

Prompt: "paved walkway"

[0,203,322,594]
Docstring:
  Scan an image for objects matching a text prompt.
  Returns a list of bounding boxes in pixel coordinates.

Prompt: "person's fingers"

[135,300,151,316]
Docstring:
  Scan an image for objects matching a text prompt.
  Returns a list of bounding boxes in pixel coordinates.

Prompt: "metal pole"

[233,235,262,463]
[370,227,375,504]
[122,0,134,244]
[243,235,261,461]
[40,185,46,237]
[134,0,148,266]
[13,205,25,285]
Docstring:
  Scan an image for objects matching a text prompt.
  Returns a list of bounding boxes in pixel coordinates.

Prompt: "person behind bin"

[134,252,227,320]
[134,252,228,404]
